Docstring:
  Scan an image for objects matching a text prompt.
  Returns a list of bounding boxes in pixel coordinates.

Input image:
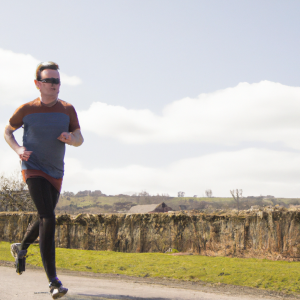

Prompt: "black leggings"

[21,177,59,282]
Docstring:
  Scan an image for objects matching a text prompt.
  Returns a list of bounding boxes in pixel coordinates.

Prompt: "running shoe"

[10,243,21,259]
[49,279,68,299]
[10,243,27,275]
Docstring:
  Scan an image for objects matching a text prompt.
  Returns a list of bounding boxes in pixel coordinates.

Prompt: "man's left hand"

[57,130,84,147]
[57,132,73,145]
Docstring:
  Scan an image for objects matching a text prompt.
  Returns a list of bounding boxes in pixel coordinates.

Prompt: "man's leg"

[26,177,67,298]
[20,220,39,250]
[39,216,56,280]
[11,194,40,274]
[26,177,59,281]
[11,220,39,259]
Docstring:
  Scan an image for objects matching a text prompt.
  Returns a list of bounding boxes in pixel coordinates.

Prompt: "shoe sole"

[51,289,68,299]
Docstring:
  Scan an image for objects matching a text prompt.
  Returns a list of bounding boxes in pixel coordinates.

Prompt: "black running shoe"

[10,243,27,275]
[49,279,68,299]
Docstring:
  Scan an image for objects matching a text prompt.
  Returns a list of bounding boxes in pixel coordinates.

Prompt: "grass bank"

[1,241,300,294]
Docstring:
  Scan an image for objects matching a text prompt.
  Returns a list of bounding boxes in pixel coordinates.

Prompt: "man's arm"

[57,129,84,147]
[4,125,32,161]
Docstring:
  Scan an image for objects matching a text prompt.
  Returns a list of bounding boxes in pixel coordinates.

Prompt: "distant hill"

[55,190,300,214]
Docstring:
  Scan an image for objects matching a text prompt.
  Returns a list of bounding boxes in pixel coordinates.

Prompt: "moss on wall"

[1,208,300,261]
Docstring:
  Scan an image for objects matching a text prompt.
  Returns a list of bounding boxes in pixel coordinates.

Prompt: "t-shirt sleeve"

[69,106,80,132]
[9,106,25,130]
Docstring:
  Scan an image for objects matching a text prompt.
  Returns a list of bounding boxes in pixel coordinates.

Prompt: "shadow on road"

[65,294,170,300]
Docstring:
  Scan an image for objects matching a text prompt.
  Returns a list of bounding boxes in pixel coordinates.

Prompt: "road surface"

[0,265,295,300]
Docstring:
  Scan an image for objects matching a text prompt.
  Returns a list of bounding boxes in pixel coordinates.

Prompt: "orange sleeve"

[68,105,80,132]
[9,105,25,130]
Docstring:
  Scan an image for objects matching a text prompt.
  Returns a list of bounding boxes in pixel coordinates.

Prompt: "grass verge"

[1,241,300,294]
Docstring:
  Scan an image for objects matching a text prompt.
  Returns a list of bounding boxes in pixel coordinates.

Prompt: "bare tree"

[230,189,243,211]
[138,190,150,197]
[178,191,185,197]
[0,172,36,212]
[205,189,213,198]
[137,190,151,204]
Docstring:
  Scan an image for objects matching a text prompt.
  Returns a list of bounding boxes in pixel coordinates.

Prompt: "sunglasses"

[38,77,60,84]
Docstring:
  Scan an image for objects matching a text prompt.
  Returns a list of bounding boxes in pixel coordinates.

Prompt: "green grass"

[1,241,300,294]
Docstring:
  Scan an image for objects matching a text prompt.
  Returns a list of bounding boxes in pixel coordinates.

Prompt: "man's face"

[35,69,60,98]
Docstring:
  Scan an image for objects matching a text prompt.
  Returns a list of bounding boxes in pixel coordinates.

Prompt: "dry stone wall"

[1,209,300,261]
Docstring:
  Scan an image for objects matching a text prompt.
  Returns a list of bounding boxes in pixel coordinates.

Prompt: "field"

[56,195,237,214]
[1,241,300,295]
[55,193,300,214]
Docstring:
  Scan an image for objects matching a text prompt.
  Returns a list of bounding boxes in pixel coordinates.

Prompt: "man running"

[4,61,84,299]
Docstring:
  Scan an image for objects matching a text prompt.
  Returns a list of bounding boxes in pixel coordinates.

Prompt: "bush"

[0,172,36,212]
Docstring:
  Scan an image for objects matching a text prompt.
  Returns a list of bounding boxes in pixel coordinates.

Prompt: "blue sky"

[1,1,300,197]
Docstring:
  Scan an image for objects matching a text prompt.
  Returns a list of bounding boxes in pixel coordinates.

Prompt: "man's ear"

[34,79,40,90]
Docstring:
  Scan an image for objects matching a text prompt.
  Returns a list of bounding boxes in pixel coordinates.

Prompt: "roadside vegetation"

[0,172,36,212]
[1,241,300,294]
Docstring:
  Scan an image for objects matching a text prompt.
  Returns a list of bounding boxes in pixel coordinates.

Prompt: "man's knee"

[39,213,56,220]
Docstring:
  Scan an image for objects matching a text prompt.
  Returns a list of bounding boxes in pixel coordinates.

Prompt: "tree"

[205,189,213,198]
[138,191,150,197]
[137,190,151,204]
[230,189,243,211]
[0,172,36,212]
[178,191,185,197]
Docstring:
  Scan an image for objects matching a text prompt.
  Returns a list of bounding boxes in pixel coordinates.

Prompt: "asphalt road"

[0,266,292,300]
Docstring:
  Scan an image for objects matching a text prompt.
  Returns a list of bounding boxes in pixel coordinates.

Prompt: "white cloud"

[62,148,300,197]
[1,146,299,197]
[79,102,160,143]
[79,81,300,149]
[2,76,300,197]
[60,74,82,86]
[0,148,21,176]
[0,48,82,106]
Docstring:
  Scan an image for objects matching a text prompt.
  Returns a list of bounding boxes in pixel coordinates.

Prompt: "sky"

[1,0,300,197]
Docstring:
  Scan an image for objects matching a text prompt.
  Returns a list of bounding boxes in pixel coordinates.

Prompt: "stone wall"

[1,209,300,261]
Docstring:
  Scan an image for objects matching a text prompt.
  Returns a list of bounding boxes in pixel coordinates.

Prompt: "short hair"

[36,61,59,80]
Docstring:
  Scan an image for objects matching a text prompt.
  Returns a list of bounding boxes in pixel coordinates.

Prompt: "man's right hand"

[16,147,32,161]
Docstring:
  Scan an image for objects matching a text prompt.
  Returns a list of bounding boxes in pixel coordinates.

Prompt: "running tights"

[20,177,59,282]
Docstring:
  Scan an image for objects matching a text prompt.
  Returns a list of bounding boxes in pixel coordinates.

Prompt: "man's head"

[35,61,61,98]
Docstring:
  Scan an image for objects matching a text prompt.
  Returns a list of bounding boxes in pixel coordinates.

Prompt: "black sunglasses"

[38,77,60,84]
